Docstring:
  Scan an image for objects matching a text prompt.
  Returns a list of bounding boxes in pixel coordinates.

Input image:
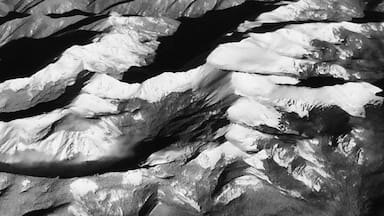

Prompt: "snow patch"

[70,179,99,198]
[194,147,223,170]
[20,179,32,192]
[122,170,144,186]
[227,98,282,129]
[207,40,308,75]
[173,189,201,212]
[225,124,272,152]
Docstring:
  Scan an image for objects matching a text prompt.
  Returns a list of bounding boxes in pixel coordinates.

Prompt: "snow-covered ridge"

[0,14,179,113]
[0,2,383,215]
[212,21,384,81]
[0,18,382,175]
[0,64,206,166]
[194,18,384,209]
[238,0,364,31]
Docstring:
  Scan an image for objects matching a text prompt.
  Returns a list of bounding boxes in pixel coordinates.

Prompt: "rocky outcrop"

[0,0,383,216]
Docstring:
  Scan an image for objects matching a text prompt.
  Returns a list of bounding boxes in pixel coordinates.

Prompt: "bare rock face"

[0,0,383,216]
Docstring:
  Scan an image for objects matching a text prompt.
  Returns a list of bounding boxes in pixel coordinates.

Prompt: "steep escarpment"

[0,0,383,216]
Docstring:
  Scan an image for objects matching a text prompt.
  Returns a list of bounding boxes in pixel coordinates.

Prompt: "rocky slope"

[0,0,383,215]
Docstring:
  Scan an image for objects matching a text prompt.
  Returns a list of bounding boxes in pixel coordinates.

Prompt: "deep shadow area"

[353,11,384,23]
[295,76,347,87]
[372,78,384,96]
[122,1,280,83]
[281,105,352,144]
[0,92,232,178]
[0,31,98,83]
[367,195,384,216]
[22,203,70,216]
[0,12,29,25]
[373,78,384,89]
[0,71,93,122]
[365,0,383,11]
[97,95,232,175]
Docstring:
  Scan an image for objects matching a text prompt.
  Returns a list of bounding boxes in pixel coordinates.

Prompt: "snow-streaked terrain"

[0,0,383,216]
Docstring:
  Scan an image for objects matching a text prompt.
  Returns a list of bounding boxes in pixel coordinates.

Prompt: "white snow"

[237,0,363,31]
[215,175,265,205]
[246,30,310,58]
[0,65,206,165]
[227,70,382,118]
[134,67,202,103]
[0,15,176,113]
[70,178,99,197]
[225,124,273,152]
[172,186,201,212]
[243,150,269,170]
[194,147,223,170]
[207,40,309,75]
[122,170,144,186]
[215,184,244,205]
[20,179,32,192]
[83,66,203,103]
[227,97,282,129]
[230,72,297,98]
[291,165,323,192]
[269,82,383,117]
[271,144,295,168]
[82,74,140,100]
[69,94,119,115]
